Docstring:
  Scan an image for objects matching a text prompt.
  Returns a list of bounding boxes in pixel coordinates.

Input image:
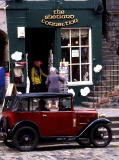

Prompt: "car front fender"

[76,118,111,138]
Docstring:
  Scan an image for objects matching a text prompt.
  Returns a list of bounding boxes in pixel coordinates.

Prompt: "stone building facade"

[103,0,119,54]
[81,0,119,108]
[0,2,9,89]
[0,2,9,68]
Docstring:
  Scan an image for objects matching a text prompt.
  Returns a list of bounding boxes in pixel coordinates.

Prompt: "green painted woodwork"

[6,0,102,104]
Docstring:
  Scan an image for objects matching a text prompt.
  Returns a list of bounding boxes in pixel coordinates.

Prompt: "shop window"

[61,28,92,86]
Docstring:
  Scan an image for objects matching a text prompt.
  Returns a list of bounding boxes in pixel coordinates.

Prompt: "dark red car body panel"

[2,109,98,137]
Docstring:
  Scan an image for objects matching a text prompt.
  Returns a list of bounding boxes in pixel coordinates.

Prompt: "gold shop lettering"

[41,9,78,27]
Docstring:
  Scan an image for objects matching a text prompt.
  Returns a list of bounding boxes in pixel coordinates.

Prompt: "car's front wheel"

[90,123,112,147]
[13,126,38,151]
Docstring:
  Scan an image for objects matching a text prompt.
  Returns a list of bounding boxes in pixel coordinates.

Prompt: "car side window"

[59,97,71,111]
[17,99,29,112]
[30,98,50,112]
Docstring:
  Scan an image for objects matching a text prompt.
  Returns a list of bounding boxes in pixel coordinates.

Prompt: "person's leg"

[0,86,2,103]
[0,86,5,104]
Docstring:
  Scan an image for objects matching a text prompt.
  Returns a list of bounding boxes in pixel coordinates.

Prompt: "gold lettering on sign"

[41,9,78,27]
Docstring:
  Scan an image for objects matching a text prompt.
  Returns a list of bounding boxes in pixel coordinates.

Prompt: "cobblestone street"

[0,142,118,160]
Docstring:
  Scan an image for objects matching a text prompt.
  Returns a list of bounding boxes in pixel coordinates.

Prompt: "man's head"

[39,99,46,108]
[50,67,56,74]
[34,60,43,67]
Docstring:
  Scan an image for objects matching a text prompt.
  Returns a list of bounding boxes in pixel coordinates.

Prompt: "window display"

[61,28,92,85]
[14,62,26,85]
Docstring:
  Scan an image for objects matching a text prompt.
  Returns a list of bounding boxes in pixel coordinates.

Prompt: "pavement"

[0,141,118,160]
[97,108,119,117]
[0,142,119,160]
[74,106,119,118]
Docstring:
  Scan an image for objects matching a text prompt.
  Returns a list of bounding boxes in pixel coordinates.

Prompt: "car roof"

[15,92,72,99]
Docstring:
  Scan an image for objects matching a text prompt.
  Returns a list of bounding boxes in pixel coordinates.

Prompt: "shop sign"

[41,9,78,27]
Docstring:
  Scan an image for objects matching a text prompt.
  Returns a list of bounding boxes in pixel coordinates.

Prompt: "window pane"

[61,28,91,83]
[81,29,89,46]
[72,65,80,81]
[81,47,89,63]
[30,98,50,111]
[61,48,70,62]
[59,97,71,111]
[81,65,89,81]
[71,29,79,46]
[71,48,80,63]
[61,29,70,46]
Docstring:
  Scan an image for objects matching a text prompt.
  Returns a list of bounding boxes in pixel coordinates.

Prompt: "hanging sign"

[41,9,78,27]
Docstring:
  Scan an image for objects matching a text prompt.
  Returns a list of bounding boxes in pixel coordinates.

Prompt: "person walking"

[46,67,65,93]
[0,65,5,104]
[31,60,47,92]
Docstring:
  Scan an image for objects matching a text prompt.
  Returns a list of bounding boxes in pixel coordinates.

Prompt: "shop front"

[6,0,103,104]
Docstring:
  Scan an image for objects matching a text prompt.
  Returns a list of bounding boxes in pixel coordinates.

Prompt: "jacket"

[0,67,5,87]
[31,67,47,85]
[46,74,65,92]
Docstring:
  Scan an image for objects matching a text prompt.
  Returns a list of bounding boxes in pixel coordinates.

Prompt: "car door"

[39,111,74,136]
[38,96,76,137]
[29,96,76,137]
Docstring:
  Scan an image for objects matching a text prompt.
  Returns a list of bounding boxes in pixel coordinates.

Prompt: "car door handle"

[42,114,47,118]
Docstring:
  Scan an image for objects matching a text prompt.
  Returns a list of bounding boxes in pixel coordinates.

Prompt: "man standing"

[31,60,47,92]
[0,65,5,104]
[46,67,65,93]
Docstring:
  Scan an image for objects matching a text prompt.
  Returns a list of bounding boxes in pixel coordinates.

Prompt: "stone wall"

[0,2,7,33]
[105,0,119,52]
[0,2,9,65]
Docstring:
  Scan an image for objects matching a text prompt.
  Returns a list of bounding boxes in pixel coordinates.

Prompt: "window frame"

[61,27,92,86]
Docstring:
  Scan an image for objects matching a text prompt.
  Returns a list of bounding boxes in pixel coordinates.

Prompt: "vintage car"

[0,92,112,151]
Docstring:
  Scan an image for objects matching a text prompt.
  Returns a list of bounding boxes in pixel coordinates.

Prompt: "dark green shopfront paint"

[6,0,102,105]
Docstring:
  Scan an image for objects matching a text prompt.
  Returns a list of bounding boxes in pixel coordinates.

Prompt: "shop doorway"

[25,28,55,92]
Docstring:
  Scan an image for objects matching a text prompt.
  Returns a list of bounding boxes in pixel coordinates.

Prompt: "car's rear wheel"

[76,138,91,147]
[13,126,38,151]
[90,123,112,147]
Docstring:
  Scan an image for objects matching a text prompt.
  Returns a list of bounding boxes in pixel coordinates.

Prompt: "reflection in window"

[59,97,71,111]
[61,48,70,62]
[71,29,79,46]
[29,98,59,111]
[61,28,91,84]
[17,99,28,112]
[61,29,70,46]
[81,65,89,81]
[81,29,89,46]
[72,65,80,81]
[81,47,89,63]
